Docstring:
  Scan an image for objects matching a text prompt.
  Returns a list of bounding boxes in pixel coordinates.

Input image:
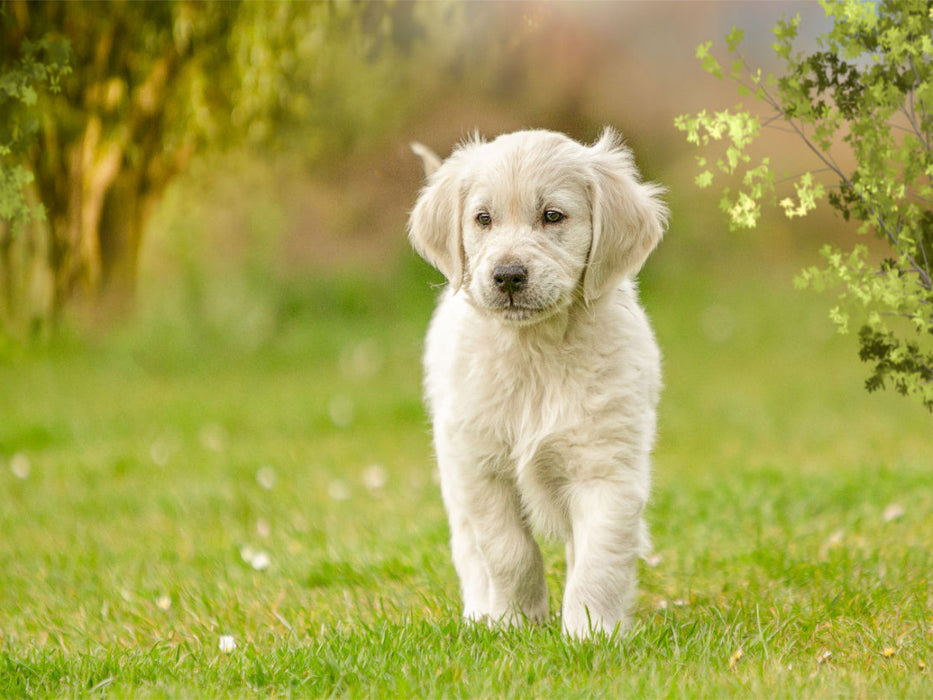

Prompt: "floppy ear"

[584,128,668,303]
[407,146,466,290]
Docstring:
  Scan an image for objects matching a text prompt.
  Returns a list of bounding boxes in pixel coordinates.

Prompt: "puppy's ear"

[408,148,465,290]
[584,127,668,303]
[410,142,442,178]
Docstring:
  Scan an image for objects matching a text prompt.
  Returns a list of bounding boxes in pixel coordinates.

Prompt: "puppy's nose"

[493,264,527,294]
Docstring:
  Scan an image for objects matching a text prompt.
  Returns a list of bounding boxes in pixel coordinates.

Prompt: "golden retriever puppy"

[408,128,667,638]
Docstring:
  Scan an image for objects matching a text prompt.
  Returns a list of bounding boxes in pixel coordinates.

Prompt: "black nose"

[493,264,527,294]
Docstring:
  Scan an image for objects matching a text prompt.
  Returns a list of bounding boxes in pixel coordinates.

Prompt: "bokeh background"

[130,0,851,364]
[137,0,836,341]
[2,0,840,344]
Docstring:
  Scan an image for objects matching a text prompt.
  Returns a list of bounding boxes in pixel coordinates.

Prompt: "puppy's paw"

[463,600,549,628]
[561,602,628,640]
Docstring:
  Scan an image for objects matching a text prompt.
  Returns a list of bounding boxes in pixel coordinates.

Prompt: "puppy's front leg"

[562,478,646,638]
[462,471,548,625]
[435,435,493,619]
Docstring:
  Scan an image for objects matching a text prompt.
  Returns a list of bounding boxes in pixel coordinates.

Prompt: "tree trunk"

[38,127,179,323]
[36,115,121,315]
[0,193,55,338]
[97,168,148,316]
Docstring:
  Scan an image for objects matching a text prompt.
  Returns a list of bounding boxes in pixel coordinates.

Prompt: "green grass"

[1,244,931,697]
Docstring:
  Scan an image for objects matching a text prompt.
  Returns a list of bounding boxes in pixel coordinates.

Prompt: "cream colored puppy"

[408,128,667,638]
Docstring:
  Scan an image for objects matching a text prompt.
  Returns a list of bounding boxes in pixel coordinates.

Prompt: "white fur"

[408,128,667,638]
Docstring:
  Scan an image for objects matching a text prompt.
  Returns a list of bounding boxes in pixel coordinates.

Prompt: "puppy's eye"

[476,212,492,227]
[543,210,565,224]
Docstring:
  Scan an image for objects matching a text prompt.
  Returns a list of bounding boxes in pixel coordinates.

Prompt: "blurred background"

[137,0,835,349]
[1,0,839,344]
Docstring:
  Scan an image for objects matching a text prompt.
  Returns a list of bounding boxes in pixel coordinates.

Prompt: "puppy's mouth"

[490,294,560,325]
[501,301,547,323]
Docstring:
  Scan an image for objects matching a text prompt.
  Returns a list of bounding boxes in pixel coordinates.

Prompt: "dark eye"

[543,209,564,224]
[476,212,492,227]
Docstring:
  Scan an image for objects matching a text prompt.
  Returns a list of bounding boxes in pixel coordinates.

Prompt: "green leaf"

[695,170,714,188]
[726,26,745,52]
[696,41,722,79]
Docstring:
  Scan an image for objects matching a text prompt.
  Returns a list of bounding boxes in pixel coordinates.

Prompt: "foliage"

[227,1,429,159]
[675,0,933,411]
[0,0,434,329]
[0,9,71,233]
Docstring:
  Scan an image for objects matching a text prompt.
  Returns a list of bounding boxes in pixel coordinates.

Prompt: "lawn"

[1,236,931,697]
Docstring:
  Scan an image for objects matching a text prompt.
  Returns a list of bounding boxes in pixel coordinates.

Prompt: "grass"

[1,238,931,697]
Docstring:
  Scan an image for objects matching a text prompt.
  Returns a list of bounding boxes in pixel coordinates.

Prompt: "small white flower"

[10,453,30,480]
[362,464,388,492]
[328,479,350,501]
[149,435,175,467]
[882,503,905,523]
[643,552,663,568]
[241,545,270,571]
[199,423,226,453]
[328,396,354,428]
[156,595,172,611]
[250,551,271,571]
[256,518,271,538]
[819,528,845,558]
[256,466,276,490]
[218,635,237,653]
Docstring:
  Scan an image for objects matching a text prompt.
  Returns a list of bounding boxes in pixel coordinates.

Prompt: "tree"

[0,0,425,328]
[0,22,70,232]
[0,7,71,331]
[675,0,933,412]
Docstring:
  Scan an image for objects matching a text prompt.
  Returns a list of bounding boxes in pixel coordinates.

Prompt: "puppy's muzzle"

[492,264,528,295]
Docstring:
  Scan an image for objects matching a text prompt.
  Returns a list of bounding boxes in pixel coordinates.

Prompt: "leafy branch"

[0,28,73,233]
[676,0,933,412]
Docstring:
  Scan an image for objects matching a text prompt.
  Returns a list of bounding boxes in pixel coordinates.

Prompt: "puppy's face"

[409,129,668,324]
[459,136,592,324]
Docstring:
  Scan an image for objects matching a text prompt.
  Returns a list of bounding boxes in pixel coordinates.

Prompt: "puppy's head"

[408,128,667,324]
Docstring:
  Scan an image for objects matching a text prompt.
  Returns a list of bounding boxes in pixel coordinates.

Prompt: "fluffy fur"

[408,128,668,638]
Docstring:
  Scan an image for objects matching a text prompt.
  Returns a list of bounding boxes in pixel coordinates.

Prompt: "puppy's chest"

[459,349,596,460]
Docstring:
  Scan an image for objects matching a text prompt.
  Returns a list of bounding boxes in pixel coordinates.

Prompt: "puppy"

[408,128,667,638]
